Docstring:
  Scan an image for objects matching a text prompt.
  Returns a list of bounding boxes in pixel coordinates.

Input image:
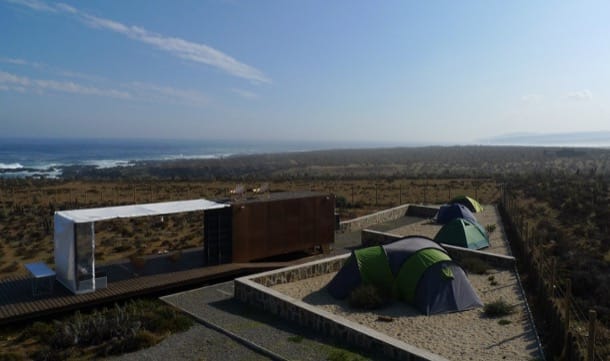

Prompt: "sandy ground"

[271,205,541,361]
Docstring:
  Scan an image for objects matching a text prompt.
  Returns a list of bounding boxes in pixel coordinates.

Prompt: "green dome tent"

[434,218,490,250]
[326,236,483,315]
[450,195,484,213]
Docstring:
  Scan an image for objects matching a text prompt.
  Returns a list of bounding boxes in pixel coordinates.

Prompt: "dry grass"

[0,178,500,279]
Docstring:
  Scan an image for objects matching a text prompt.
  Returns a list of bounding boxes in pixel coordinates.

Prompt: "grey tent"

[435,203,477,225]
[326,236,483,315]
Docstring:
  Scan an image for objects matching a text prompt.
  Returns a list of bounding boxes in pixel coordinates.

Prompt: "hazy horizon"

[2,1,610,144]
[2,130,610,149]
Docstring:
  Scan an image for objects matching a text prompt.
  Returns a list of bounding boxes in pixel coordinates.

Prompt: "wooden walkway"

[0,250,292,325]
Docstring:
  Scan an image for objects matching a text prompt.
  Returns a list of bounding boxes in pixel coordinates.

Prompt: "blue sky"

[1,0,609,144]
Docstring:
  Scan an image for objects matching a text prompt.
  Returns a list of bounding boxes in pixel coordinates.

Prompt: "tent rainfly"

[54,199,229,294]
[326,236,483,315]
[450,195,484,213]
[435,203,477,225]
[434,218,490,250]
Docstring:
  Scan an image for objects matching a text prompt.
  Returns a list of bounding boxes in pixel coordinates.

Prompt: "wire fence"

[501,189,607,361]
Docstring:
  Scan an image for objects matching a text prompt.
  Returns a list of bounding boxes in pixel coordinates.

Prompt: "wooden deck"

[0,248,293,325]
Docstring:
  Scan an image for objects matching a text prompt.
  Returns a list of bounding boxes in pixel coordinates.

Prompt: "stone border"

[361,229,516,269]
[235,255,448,361]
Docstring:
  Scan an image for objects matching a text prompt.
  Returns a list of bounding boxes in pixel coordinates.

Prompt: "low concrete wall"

[405,205,438,218]
[235,256,448,361]
[339,204,438,233]
[339,204,409,233]
[361,229,403,247]
[360,229,515,269]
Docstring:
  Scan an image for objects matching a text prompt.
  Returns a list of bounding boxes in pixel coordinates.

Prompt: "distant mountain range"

[482,131,610,147]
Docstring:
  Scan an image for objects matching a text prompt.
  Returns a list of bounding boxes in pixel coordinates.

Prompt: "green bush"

[28,299,193,356]
[24,321,55,341]
[0,352,25,361]
[348,284,390,310]
[485,224,496,234]
[128,299,193,334]
[498,319,512,325]
[29,347,70,361]
[287,335,304,343]
[326,349,367,361]
[335,196,348,208]
[484,300,515,317]
[99,330,158,356]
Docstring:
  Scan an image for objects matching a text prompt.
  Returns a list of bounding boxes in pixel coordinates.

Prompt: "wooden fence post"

[588,309,596,361]
[557,278,572,361]
[375,184,378,206]
[423,180,427,204]
[399,183,402,205]
[565,278,572,336]
[550,258,556,295]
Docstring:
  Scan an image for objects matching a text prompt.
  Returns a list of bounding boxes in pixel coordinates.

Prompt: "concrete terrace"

[160,204,544,361]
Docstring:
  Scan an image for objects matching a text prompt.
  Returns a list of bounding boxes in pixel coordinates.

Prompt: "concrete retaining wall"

[405,205,438,218]
[235,255,448,361]
[339,204,438,233]
[361,229,515,269]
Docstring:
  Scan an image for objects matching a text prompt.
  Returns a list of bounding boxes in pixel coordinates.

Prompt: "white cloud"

[521,94,542,103]
[4,0,56,12]
[0,70,131,99]
[0,56,103,81]
[231,88,258,99]
[35,78,131,98]
[79,13,270,83]
[6,0,271,83]
[0,56,42,68]
[0,70,30,86]
[0,63,210,106]
[129,82,209,106]
[55,2,76,13]
[566,90,592,101]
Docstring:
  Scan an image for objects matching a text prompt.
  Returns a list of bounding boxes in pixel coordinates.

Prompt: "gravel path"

[105,323,271,361]
[108,281,380,361]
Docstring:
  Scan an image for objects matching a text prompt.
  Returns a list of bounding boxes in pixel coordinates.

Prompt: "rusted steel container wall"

[232,193,335,262]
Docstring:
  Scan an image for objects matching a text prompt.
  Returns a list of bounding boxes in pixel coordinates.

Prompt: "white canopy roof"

[56,199,229,223]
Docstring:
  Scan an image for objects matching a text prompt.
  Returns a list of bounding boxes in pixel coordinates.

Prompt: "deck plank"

[0,250,300,325]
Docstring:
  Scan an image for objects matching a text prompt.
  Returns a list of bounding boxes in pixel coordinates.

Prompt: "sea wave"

[161,153,233,160]
[0,168,62,179]
[0,162,24,170]
[84,160,135,169]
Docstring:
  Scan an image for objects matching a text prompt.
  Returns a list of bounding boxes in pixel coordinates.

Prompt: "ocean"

[0,138,386,179]
[2,136,608,179]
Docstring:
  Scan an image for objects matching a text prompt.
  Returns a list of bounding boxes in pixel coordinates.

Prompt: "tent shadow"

[206,296,389,361]
[302,286,422,318]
